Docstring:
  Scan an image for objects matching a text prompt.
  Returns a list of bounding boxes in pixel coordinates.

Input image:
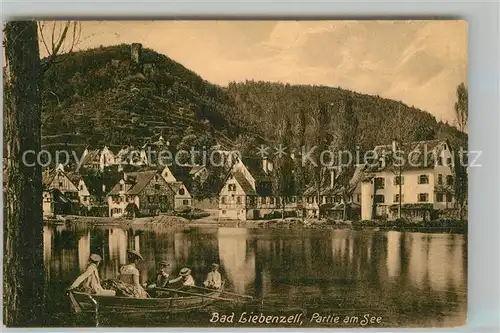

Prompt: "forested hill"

[226,81,467,152]
[40,44,466,156]
[41,44,253,154]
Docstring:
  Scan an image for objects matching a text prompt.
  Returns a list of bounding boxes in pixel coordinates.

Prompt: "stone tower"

[131,43,142,65]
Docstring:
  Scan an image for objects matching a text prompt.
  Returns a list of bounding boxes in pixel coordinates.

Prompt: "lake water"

[43,224,467,328]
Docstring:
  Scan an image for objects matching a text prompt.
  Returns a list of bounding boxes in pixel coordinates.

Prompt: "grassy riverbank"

[44,214,467,234]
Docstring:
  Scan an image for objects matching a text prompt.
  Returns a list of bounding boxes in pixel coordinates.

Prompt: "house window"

[261,197,267,205]
[183,199,189,205]
[326,196,332,204]
[179,188,185,195]
[437,156,443,166]
[374,177,385,189]
[446,175,453,186]
[236,197,242,204]
[418,193,429,202]
[437,174,443,185]
[59,182,63,187]
[418,175,429,184]
[222,210,226,214]
[446,193,453,202]
[79,185,84,190]
[120,184,124,191]
[356,194,361,202]
[375,195,385,204]
[436,192,443,202]
[147,196,153,203]
[270,197,275,205]
[154,184,160,190]
[334,196,342,203]
[393,194,404,203]
[447,157,452,165]
[307,197,312,204]
[393,176,404,185]
[83,196,88,202]
[221,196,226,204]
[228,184,236,191]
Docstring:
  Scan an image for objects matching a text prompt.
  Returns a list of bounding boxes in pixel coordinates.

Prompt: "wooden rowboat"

[69,282,226,314]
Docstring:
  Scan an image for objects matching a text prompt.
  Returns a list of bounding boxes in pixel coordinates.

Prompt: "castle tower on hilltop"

[131,43,142,65]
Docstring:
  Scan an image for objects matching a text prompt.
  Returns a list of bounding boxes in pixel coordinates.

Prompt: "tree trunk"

[398,169,402,220]
[342,192,348,221]
[281,197,285,220]
[3,21,44,327]
[316,170,321,219]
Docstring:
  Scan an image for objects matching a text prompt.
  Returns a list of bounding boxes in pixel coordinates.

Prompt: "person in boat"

[143,261,171,296]
[66,254,115,296]
[203,263,222,289]
[106,250,149,298]
[168,267,195,288]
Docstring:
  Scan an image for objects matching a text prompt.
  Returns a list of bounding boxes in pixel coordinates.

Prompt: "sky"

[39,20,467,123]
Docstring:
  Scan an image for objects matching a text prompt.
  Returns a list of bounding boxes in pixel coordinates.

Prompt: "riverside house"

[42,164,80,216]
[360,139,456,222]
[218,157,299,221]
[107,170,175,217]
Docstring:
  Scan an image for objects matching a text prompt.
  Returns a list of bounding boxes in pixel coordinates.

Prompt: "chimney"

[131,43,142,65]
[262,157,268,173]
[102,184,106,193]
[392,140,397,153]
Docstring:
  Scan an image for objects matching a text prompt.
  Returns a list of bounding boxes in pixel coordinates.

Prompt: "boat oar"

[187,285,254,299]
[155,287,244,303]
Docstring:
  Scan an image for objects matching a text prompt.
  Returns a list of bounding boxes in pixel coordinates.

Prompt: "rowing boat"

[69,282,226,314]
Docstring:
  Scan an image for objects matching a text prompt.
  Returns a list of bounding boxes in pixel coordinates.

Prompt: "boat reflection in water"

[43,225,467,327]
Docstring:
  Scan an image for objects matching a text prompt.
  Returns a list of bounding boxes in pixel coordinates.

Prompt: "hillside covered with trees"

[40,44,467,155]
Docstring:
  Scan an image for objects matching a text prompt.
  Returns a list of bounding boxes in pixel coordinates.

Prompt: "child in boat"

[66,254,115,296]
[102,250,149,298]
[169,267,195,287]
[203,263,222,289]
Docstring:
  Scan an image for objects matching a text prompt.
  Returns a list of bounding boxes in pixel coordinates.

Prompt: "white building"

[360,139,456,222]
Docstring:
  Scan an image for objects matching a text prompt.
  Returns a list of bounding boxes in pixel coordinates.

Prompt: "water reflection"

[43,225,467,327]
[218,228,255,294]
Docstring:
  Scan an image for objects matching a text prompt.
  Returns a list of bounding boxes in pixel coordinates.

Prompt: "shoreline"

[44,215,467,234]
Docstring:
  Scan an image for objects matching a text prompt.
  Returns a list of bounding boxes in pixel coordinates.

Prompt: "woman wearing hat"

[169,267,195,287]
[116,250,149,298]
[203,263,222,289]
[67,254,115,296]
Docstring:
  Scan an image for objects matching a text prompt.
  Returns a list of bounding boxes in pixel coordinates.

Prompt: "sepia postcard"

[3,20,468,328]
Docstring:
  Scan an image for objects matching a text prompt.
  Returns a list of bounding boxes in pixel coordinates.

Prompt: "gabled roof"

[42,169,56,188]
[108,170,168,196]
[127,171,157,195]
[233,171,257,195]
[66,172,82,186]
[42,167,78,191]
[189,165,206,175]
[168,181,184,193]
[82,149,101,165]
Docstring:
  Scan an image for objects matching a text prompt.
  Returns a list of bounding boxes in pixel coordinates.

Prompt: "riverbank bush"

[173,206,210,220]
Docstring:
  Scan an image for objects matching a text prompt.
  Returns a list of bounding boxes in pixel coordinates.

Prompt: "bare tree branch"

[38,21,83,74]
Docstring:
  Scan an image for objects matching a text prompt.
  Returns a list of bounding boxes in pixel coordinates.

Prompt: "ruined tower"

[131,43,142,65]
